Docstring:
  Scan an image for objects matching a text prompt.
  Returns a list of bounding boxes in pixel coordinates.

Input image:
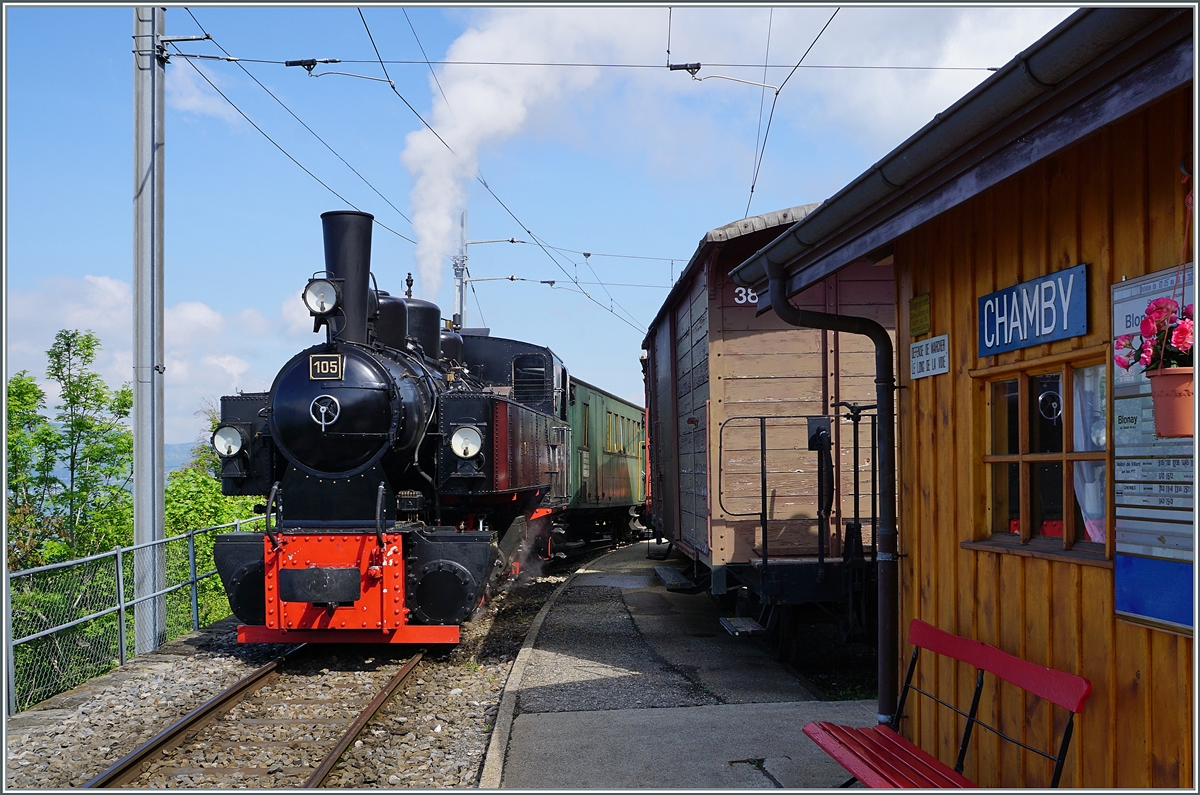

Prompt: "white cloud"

[400,7,1076,281]
[166,59,241,124]
[282,291,315,336]
[6,277,313,442]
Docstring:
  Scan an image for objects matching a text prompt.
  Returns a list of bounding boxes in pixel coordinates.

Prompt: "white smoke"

[400,8,665,294]
[399,7,1076,292]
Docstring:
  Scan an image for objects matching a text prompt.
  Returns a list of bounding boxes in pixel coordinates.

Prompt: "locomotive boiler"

[211,210,569,644]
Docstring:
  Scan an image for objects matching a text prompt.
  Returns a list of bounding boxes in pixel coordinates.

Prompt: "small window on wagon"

[986,361,1107,552]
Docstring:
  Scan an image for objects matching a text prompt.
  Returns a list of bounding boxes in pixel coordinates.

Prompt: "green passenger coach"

[564,377,646,542]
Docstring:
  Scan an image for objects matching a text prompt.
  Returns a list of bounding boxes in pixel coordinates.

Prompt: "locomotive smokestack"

[321,210,374,344]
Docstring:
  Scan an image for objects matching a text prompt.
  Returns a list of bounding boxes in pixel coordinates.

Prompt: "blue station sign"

[977,263,1087,357]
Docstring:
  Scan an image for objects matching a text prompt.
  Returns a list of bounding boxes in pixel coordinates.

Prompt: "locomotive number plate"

[309,354,344,380]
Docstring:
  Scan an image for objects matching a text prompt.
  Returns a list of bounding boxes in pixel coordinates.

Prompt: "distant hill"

[49,442,200,484]
[164,442,198,474]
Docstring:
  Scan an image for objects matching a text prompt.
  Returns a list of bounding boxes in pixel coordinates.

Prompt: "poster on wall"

[1111,263,1194,633]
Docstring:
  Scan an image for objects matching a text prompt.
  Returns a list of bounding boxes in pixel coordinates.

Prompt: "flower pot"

[1146,367,1194,438]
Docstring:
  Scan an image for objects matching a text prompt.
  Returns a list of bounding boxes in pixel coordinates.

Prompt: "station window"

[985,361,1107,551]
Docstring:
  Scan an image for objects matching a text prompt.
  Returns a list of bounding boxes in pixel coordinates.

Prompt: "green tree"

[43,330,134,559]
[6,372,62,570]
[5,330,134,568]
[164,404,259,626]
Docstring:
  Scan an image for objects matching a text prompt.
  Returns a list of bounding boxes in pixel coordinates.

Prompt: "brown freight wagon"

[643,205,896,636]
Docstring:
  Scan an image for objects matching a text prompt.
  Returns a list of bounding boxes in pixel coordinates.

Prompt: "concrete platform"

[486,542,877,788]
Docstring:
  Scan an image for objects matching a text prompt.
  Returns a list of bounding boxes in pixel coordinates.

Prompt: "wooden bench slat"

[804,722,898,787]
[817,723,938,788]
[862,725,974,787]
[908,620,1091,712]
[806,722,974,788]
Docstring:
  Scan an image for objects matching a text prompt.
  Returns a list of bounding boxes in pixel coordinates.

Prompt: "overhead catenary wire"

[464,266,488,327]
[165,53,996,72]
[745,7,839,218]
[348,10,648,332]
[751,9,774,197]
[403,8,453,113]
[166,43,415,244]
[183,7,415,234]
[358,7,457,155]
[475,174,646,332]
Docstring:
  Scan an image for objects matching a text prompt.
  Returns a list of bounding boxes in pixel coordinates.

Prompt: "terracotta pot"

[1146,367,1194,438]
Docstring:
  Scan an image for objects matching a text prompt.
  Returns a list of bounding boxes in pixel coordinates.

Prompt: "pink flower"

[1139,343,1154,366]
[1115,334,1133,351]
[1171,318,1194,353]
[1140,316,1158,338]
[1185,303,1194,320]
[1114,353,1131,370]
[1146,297,1179,323]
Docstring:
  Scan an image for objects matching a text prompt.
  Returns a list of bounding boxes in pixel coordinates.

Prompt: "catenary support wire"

[746,7,839,217]
[167,46,415,244]
[183,8,415,232]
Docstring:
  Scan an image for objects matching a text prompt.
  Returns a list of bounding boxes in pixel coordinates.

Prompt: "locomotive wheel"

[411,561,477,625]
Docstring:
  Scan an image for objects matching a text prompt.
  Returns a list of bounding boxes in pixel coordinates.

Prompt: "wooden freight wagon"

[731,8,1193,788]
[643,205,896,625]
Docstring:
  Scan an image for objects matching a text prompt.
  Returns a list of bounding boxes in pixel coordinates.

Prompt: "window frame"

[973,349,1112,559]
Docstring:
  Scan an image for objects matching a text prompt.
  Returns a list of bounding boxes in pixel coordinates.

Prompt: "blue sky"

[5,5,1076,443]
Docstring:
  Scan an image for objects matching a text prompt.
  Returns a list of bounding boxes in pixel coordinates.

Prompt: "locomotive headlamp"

[211,425,246,458]
[451,426,483,458]
[303,278,341,315]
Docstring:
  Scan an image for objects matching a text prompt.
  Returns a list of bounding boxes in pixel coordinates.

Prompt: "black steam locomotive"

[212,211,570,644]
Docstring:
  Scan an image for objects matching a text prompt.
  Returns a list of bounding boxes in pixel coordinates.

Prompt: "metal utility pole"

[132,6,167,654]
[451,210,468,330]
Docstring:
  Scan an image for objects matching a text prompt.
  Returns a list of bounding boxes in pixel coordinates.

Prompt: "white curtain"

[1073,365,1106,542]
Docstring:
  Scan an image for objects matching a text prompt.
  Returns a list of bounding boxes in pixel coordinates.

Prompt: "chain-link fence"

[5,517,263,714]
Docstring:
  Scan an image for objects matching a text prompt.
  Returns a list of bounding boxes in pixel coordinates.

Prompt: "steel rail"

[303,650,425,788]
[83,645,307,788]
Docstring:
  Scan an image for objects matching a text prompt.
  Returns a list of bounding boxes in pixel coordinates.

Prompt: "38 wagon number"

[733,287,759,305]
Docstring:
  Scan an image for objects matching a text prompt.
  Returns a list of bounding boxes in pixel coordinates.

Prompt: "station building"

[732,7,1194,788]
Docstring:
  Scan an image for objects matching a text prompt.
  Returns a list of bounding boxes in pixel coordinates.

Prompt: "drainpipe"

[765,261,898,725]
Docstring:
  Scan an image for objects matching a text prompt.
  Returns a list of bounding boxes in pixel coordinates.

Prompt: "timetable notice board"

[1111,264,1194,633]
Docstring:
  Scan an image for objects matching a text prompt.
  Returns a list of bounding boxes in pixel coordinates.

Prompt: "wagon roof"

[570,376,644,414]
[730,7,1191,304]
[641,202,821,344]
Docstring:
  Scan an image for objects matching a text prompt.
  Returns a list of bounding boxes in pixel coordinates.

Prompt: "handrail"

[6,516,265,715]
[716,411,879,583]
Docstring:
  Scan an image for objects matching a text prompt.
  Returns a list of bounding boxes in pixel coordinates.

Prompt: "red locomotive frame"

[237,533,460,645]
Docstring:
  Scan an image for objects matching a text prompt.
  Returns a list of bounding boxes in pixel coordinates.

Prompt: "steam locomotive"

[211,210,574,645]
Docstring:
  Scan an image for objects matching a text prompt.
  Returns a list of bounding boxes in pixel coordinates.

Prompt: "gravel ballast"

[5,567,577,790]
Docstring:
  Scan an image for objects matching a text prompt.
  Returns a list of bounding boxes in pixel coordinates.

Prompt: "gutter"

[730,7,1163,291]
[764,260,899,724]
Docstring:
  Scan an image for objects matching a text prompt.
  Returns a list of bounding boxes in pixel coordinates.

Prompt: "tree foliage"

[45,330,135,558]
[165,404,259,536]
[7,330,139,568]
[6,372,61,570]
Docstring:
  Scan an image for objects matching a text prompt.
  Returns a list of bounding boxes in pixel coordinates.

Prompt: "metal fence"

[4,517,263,715]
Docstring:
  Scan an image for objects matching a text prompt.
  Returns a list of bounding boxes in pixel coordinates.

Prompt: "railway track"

[84,646,425,789]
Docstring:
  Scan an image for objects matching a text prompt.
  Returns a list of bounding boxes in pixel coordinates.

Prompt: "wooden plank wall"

[895,87,1193,788]
[709,259,896,564]
[676,268,710,554]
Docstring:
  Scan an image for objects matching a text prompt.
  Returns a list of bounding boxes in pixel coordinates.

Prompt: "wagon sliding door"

[675,271,710,555]
[650,318,678,542]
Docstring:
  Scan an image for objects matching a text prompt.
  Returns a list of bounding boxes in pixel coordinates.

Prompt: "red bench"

[803,619,1092,788]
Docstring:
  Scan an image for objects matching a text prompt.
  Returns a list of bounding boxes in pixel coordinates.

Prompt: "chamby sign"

[977,264,1087,357]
